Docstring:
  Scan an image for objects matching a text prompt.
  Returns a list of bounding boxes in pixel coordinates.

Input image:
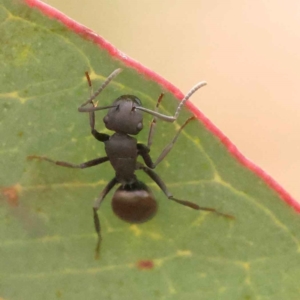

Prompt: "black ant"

[29,69,233,257]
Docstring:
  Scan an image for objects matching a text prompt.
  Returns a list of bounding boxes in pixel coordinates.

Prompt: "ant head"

[112,181,157,223]
[103,95,143,135]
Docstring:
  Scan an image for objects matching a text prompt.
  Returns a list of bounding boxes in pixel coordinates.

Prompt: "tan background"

[44,0,300,201]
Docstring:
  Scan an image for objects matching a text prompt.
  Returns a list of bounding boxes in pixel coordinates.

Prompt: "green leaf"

[1,1,300,299]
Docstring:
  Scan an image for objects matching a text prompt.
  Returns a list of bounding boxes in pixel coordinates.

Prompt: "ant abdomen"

[112,181,157,223]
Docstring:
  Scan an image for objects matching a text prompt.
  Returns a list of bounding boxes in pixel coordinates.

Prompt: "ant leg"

[80,71,98,131]
[147,93,164,148]
[85,71,96,130]
[151,116,195,167]
[79,72,112,143]
[27,155,109,169]
[138,116,195,169]
[78,69,122,130]
[93,177,118,259]
[139,164,233,219]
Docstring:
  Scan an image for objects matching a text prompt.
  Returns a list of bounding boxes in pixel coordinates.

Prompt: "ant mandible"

[29,69,232,257]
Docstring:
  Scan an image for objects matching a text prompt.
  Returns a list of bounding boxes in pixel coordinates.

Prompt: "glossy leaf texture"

[1,1,300,299]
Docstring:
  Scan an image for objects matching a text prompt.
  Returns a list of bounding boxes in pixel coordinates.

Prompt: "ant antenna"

[174,81,207,120]
[135,81,207,122]
[78,68,122,112]
[79,68,206,123]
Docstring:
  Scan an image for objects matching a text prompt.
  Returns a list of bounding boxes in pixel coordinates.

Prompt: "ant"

[29,69,233,257]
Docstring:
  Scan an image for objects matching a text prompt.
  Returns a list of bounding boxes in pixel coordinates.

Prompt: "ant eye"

[103,115,109,124]
[137,122,143,131]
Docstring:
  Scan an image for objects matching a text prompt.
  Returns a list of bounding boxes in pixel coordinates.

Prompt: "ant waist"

[116,173,137,185]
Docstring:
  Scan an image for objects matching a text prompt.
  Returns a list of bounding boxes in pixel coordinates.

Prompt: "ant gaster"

[29,69,232,257]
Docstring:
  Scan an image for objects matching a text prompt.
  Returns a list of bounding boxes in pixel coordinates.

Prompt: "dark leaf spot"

[1,185,19,207]
[136,260,154,270]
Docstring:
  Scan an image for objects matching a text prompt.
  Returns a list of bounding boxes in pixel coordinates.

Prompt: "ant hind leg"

[93,177,118,259]
[139,164,233,219]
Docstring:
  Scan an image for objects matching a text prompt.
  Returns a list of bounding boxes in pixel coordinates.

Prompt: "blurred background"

[44,0,300,201]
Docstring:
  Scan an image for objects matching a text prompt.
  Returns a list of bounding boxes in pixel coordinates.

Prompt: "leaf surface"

[1,1,300,299]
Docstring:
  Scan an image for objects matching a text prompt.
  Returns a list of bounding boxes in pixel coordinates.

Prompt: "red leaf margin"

[25,0,300,212]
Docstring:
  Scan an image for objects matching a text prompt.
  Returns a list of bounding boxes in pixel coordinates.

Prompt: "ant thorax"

[105,132,138,185]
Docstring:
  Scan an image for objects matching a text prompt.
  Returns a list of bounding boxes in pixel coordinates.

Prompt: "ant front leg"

[78,70,122,142]
[84,71,97,131]
[79,72,101,132]
[78,69,122,130]
[138,116,195,169]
